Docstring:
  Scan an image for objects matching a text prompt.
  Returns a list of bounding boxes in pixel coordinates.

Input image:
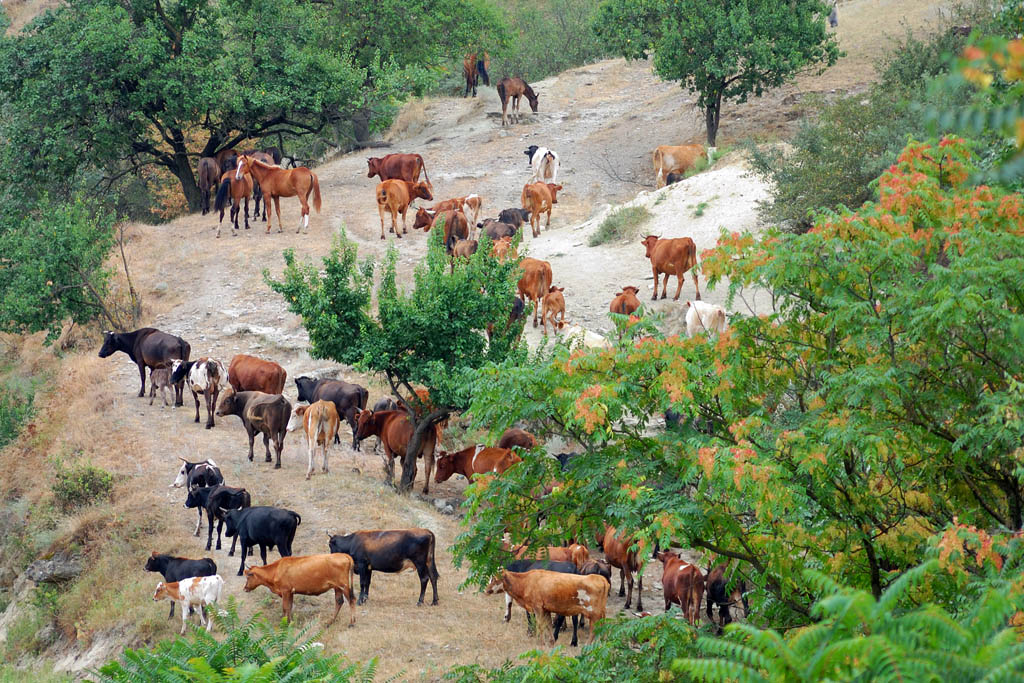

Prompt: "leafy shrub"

[0,384,33,450]
[490,0,609,81]
[588,205,651,246]
[51,460,113,512]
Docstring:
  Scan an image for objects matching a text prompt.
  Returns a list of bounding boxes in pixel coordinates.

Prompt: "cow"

[434,445,521,482]
[497,428,536,451]
[294,376,369,450]
[488,559,578,626]
[653,144,706,188]
[525,146,559,184]
[354,409,437,494]
[98,328,190,404]
[513,543,590,570]
[148,367,174,407]
[656,551,704,625]
[555,451,580,470]
[558,323,612,350]
[153,575,225,634]
[485,295,526,342]
[170,459,224,535]
[602,525,645,610]
[540,286,566,335]
[184,484,251,553]
[641,235,701,301]
[685,300,727,337]
[370,397,397,453]
[366,153,431,186]
[215,388,292,468]
[376,179,433,239]
[143,552,217,619]
[286,400,340,479]
[170,357,228,429]
[491,236,516,262]
[497,207,531,229]
[609,286,642,315]
[430,194,483,227]
[518,258,553,329]
[243,554,355,626]
[706,563,748,627]
[451,239,478,268]
[478,219,517,241]
[665,172,684,186]
[227,354,287,395]
[224,506,301,576]
[412,207,469,253]
[520,182,562,237]
[328,528,439,606]
[487,569,607,646]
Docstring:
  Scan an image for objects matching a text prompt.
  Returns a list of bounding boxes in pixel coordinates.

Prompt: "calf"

[497,428,536,451]
[328,528,439,605]
[518,258,553,328]
[243,554,355,626]
[497,207,531,229]
[171,357,228,429]
[602,525,645,610]
[685,300,727,337]
[540,286,566,335]
[491,236,516,262]
[706,563,748,627]
[149,367,174,406]
[227,354,286,395]
[609,286,642,315]
[143,552,217,619]
[450,239,478,270]
[376,179,433,239]
[294,376,369,450]
[224,506,301,576]
[657,551,704,625]
[513,543,589,570]
[488,569,607,646]
[153,575,224,634]
[434,445,521,482]
[215,388,292,468]
[286,400,340,479]
[653,144,706,188]
[641,235,700,301]
[520,182,562,237]
[525,145,560,184]
[184,484,251,553]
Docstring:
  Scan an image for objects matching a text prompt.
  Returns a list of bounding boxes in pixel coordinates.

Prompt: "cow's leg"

[636,572,644,611]
[673,269,684,301]
[618,567,626,597]
[329,587,343,624]
[136,362,147,398]
[661,273,670,300]
[545,207,552,230]
[246,425,256,461]
[281,591,293,623]
[504,593,513,621]
[422,449,433,495]
[205,511,215,550]
[191,389,200,423]
[260,544,269,565]
[237,541,248,575]
[571,615,580,647]
[262,432,272,463]
[306,438,314,480]
[274,432,283,469]
[692,269,701,301]
[382,446,396,485]
[180,602,190,634]
[625,570,635,610]
[194,507,203,537]
[322,439,329,474]
[168,601,175,619]
[205,388,217,429]
[347,409,359,451]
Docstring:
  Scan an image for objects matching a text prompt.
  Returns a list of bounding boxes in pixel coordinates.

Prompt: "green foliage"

[593,0,838,145]
[51,459,113,512]
[91,599,375,682]
[4,586,61,661]
[0,382,34,450]
[588,205,651,246]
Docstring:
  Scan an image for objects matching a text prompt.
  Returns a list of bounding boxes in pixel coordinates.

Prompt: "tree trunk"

[351,107,372,145]
[169,137,203,212]
[704,87,723,147]
[399,409,449,493]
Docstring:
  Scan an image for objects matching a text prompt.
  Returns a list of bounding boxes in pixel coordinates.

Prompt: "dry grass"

[3,0,61,35]
[386,98,440,143]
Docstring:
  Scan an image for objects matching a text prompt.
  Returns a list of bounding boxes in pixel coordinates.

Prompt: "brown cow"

[497,428,536,451]
[243,553,356,626]
[656,551,704,625]
[431,194,483,226]
[413,207,469,253]
[434,445,521,482]
[540,285,566,335]
[377,179,433,239]
[286,401,340,480]
[450,239,478,273]
[609,286,642,315]
[517,258,553,329]
[487,569,607,646]
[227,354,287,395]
[653,144,706,188]
[366,153,431,186]
[640,235,701,301]
[353,409,437,494]
[520,182,562,237]
[602,525,645,610]
[215,388,292,468]
[491,236,516,262]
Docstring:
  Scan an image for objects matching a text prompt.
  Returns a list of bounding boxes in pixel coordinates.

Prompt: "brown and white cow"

[512,543,590,570]
[520,182,562,237]
[243,553,356,626]
[602,525,646,611]
[540,285,566,335]
[653,144,706,188]
[487,569,607,646]
[609,286,642,315]
[433,445,522,482]
[430,194,483,227]
[656,550,705,625]
[215,388,292,468]
[366,153,431,186]
[377,179,433,239]
[153,575,224,634]
[286,400,340,479]
[640,235,700,301]
[517,258,553,329]
[227,354,287,395]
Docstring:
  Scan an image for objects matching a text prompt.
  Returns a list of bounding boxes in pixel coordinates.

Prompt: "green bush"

[0,385,33,450]
[588,205,651,246]
[51,460,113,512]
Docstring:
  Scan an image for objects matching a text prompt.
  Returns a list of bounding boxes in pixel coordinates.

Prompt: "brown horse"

[236,155,321,234]
[463,52,490,97]
[353,409,438,494]
[197,157,219,215]
[213,169,252,237]
[215,148,238,172]
[242,150,276,222]
[497,77,539,126]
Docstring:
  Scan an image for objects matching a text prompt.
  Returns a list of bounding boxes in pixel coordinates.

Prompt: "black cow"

[497,207,531,229]
[184,485,252,553]
[706,564,748,628]
[294,377,369,450]
[224,506,300,576]
[143,552,217,618]
[555,452,580,470]
[328,528,439,606]
[98,328,190,404]
[170,459,224,535]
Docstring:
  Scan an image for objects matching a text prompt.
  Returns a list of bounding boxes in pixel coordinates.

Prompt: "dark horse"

[197,157,219,216]
[496,77,538,126]
[463,52,490,97]
[241,150,275,221]
[98,328,191,405]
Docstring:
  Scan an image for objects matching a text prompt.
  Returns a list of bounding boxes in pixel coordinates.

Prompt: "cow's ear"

[686,301,692,308]
[151,550,158,556]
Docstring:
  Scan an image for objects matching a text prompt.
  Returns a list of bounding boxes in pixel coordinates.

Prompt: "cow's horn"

[178,457,188,462]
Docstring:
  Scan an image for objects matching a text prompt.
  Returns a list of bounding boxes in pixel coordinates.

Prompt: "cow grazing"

[488,570,607,646]
[540,285,566,335]
[706,563,748,627]
[286,400,340,479]
[224,506,301,576]
[243,554,355,626]
[497,428,536,451]
[328,528,439,605]
[148,367,174,407]
[610,286,642,316]
[434,445,521,482]
[153,575,225,634]
[685,300,727,337]
[580,559,612,585]
[227,354,287,395]
[185,484,251,553]
[354,409,437,494]
[294,377,369,450]
[657,551,704,625]
[602,525,645,610]
[520,182,562,238]
[451,239,478,262]
[431,194,483,227]
[171,357,228,429]
[413,207,469,253]
[665,172,684,186]
[653,144,706,188]
[525,146,559,184]
[641,235,701,301]
[497,207,531,229]
[376,179,433,239]
[366,153,431,186]
[215,388,292,468]
[518,258,553,329]
[144,552,217,619]
[98,328,190,404]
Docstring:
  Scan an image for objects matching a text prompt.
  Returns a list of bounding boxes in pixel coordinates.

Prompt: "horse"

[496,77,538,126]
[463,52,490,97]
[215,148,238,172]
[235,155,321,234]
[213,168,252,237]
[197,157,219,216]
[242,150,276,222]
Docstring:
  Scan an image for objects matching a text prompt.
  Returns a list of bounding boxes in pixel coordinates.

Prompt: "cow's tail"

[418,155,431,188]
[214,177,232,212]
[315,406,329,444]
[292,511,302,527]
[311,172,322,213]
[179,338,191,362]
[477,60,489,87]
[358,386,369,410]
[428,531,440,580]
[691,573,703,624]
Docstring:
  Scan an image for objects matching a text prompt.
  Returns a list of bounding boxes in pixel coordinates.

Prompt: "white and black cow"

[171,358,228,429]
[170,459,224,535]
[525,145,559,184]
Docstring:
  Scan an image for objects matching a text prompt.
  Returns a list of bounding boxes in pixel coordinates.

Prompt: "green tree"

[593,0,839,145]
[266,227,525,492]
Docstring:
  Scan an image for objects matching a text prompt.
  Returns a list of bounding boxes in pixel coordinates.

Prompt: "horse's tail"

[214,177,231,212]
[311,172,322,213]
[478,60,489,87]
[497,80,506,105]
[418,155,431,187]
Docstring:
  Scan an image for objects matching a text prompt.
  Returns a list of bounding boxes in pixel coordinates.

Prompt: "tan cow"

[520,182,562,237]
[609,286,642,315]
[652,144,706,188]
[602,525,646,611]
[517,258,553,328]
[640,235,700,301]
[376,179,433,239]
[286,400,340,480]
[243,553,356,626]
[486,569,608,646]
[540,285,566,335]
